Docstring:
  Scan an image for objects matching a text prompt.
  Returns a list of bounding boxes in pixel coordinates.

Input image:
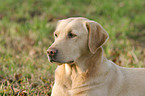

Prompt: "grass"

[0,0,145,95]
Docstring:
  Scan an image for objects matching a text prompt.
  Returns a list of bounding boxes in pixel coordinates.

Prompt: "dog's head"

[47,17,109,64]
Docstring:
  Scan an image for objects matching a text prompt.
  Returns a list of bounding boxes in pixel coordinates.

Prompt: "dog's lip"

[47,55,56,63]
[54,60,74,64]
[49,60,74,65]
[68,61,74,63]
[67,61,75,65]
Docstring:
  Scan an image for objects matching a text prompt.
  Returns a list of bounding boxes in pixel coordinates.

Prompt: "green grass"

[0,0,145,95]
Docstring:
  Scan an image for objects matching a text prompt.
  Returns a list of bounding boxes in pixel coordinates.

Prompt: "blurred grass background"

[0,0,145,95]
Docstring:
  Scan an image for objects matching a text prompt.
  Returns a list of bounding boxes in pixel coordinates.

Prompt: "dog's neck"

[75,47,105,75]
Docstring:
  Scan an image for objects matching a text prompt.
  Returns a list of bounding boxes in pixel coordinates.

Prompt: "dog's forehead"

[58,19,82,28]
[55,18,89,31]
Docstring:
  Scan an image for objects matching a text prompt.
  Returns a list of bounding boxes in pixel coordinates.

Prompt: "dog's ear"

[85,21,109,54]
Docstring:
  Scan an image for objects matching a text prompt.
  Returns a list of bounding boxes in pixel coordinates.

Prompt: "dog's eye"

[55,34,58,37]
[68,32,76,38]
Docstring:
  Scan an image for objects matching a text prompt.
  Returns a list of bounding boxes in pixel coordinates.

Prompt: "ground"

[0,0,145,95]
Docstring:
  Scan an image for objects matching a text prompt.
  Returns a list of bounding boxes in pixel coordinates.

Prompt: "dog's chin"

[50,59,74,65]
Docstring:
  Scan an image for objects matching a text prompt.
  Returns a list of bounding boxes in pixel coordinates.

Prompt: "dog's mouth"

[68,61,74,63]
[54,60,74,65]
[67,61,74,65]
[48,57,74,65]
[47,53,74,64]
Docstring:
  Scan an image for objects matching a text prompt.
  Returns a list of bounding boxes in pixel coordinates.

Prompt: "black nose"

[47,48,57,57]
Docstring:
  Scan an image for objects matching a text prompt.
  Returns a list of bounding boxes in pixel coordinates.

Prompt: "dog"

[47,17,145,96]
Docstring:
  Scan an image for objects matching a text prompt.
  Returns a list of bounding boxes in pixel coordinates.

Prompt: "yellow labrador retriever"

[47,17,145,96]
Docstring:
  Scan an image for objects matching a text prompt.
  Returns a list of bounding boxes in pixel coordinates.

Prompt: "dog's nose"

[47,48,57,57]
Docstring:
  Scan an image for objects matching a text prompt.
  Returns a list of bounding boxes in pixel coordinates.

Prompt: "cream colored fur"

[48,17,145,96]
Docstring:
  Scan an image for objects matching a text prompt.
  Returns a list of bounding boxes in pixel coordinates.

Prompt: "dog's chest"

[61,65,86,89]
[55,64,89,95]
